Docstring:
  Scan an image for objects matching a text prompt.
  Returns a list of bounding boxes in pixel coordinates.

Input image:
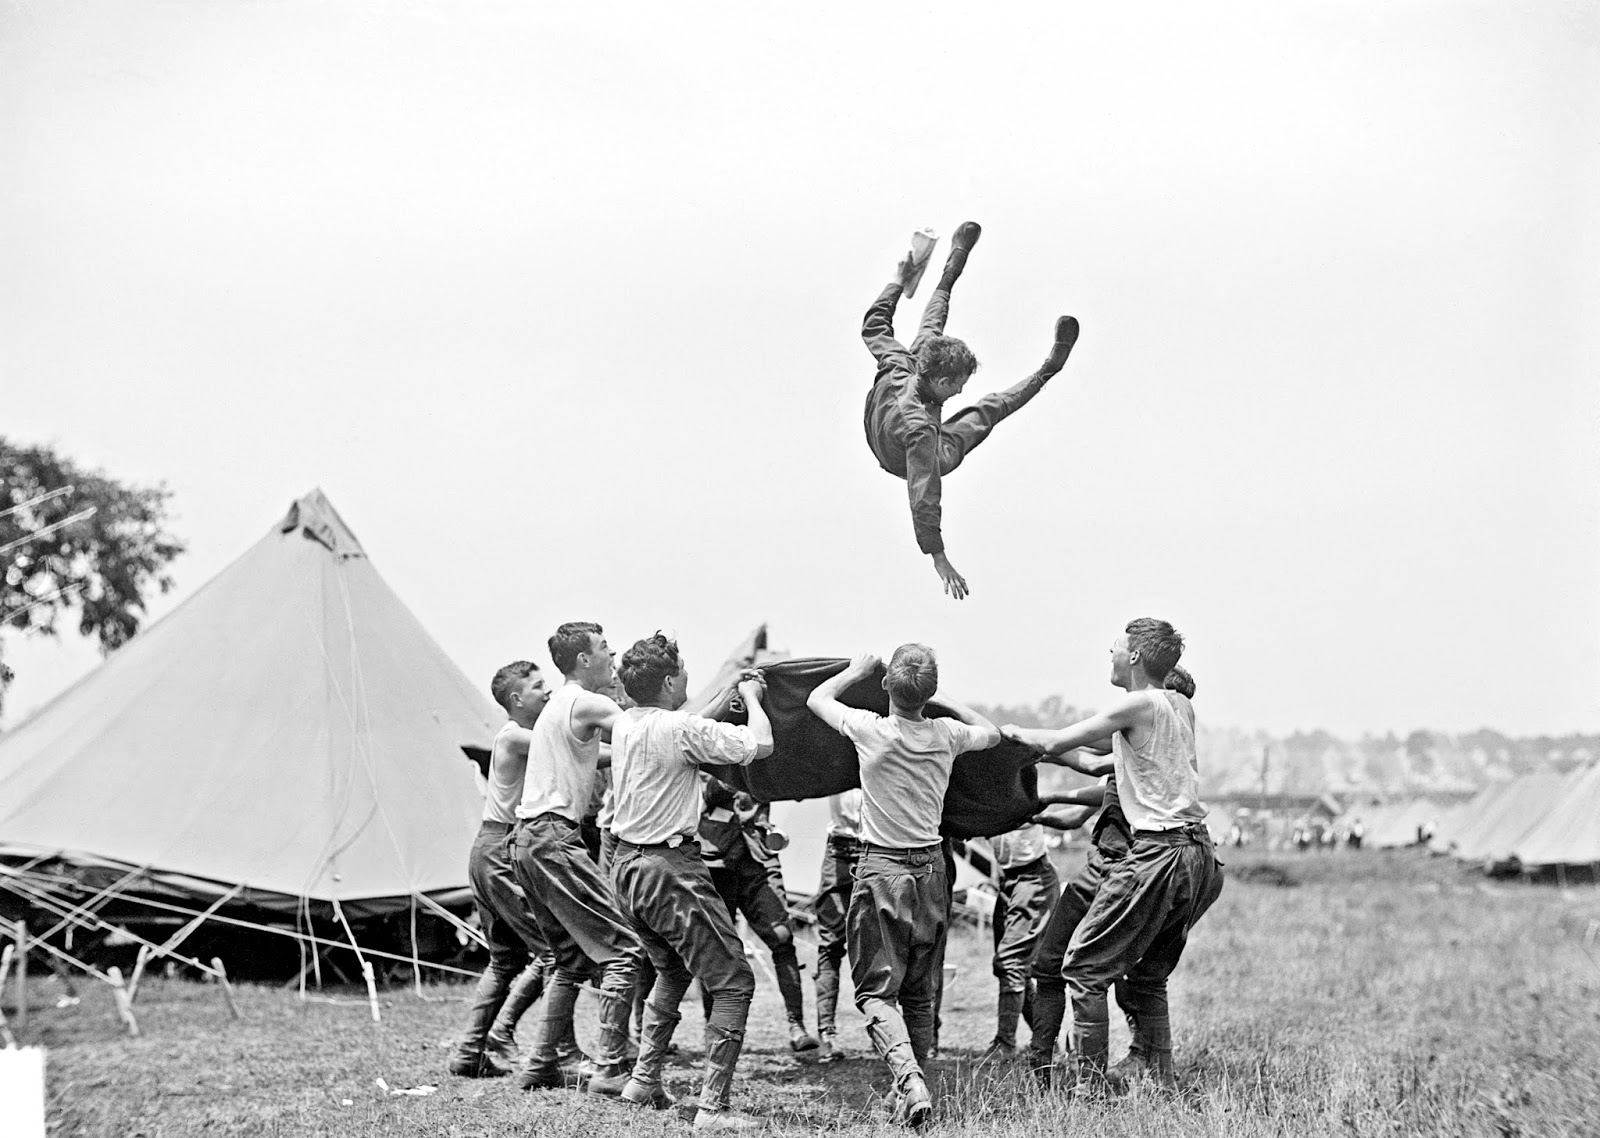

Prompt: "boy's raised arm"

[1032,805,1095,832]
[807,654,880,734]
[571,689,625,742]
[1001,693,1147,766]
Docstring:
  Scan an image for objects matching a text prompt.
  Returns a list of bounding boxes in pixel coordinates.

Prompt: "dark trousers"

[453,821,555,1060]
[849,844,949,1066]
[873,286,1052,477]
[1062,826,1223,1064]
[992,854,1060,994]
[709,847,807,1025]
[510,814,641,1067]
[814,836,860,1035]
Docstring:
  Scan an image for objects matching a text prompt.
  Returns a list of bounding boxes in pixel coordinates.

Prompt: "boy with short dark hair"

[1005,622,1222,1092]
[808,646,1000,1128]
[862,223,1080,600]
[448,661,557,1079]
[606,633,774,1132]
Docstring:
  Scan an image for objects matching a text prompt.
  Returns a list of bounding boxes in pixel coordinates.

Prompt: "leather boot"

[1068,1015,1111,1098]
[883,1042,932,1129]
[1108,1013,1176,1091]
[1026,982,1067,1087]
[447,965,514,1078]
[584,988,635,1096]
[517,979,582,1090]
[935,221,982,293]
[484,961,545,1070]
[619,1000,680,1110]
[697,1020,747,1115]
[981,988,1027,1060]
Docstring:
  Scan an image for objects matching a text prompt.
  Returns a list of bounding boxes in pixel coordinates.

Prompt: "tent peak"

[278,489,365,558]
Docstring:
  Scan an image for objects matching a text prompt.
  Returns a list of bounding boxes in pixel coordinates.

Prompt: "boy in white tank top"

[509,622,644,1097]
[1003,619,1223,1092]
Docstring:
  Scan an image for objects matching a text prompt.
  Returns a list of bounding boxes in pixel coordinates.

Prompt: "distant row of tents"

[1337,765,1600,870]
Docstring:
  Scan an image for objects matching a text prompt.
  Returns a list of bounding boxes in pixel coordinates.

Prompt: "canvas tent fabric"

[1428,784,1501,854]
[1451,772,1564,864]
[1511,762,1600,868]
[0,490,500,911]
[706,657,1041,840]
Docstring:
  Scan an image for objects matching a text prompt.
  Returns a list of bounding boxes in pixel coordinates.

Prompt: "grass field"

[14,847,1600,1137]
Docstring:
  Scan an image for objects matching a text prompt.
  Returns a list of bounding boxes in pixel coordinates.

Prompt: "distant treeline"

[967,697,1599,798]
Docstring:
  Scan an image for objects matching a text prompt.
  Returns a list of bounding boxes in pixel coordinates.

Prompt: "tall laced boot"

[1109,1013,1176,1091]
[980,989,1026,1062]
[772,949,819,1053]
[447,966,515,1078]
[883,1043,932,1130]
[584,988,636,1097]
[694,1022,760,1131]
[620,1004,680,1111]
[517,980,583,1091]
[1067,1016,1111,1099]
[484,962,545,1072]
[1025,982,1067,1089]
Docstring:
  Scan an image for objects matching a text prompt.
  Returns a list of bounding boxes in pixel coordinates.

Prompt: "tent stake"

[106,966,140,1038]
[12,921,26,1029]
[0,943,16,1047]
[126,946,151,1004]
[211,958,242,1020]
[360,960,381,1024]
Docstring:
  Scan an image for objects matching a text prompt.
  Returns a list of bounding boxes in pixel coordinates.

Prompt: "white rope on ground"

[0,869,481,980]
[0,872,227,982]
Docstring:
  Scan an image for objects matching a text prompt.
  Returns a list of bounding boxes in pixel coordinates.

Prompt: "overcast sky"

[3,0,1596,738]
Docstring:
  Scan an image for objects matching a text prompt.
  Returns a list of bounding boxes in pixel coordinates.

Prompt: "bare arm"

[1001,694,1147,767]
[571,689,625,743]
[1034,784,1105,809]
[806,654,880,734]
[1032,805,1095,832]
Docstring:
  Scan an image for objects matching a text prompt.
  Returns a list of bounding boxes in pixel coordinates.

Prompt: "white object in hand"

[903,227,938,298]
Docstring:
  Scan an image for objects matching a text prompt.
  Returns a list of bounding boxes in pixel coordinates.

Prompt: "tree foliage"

[0,437,184,714]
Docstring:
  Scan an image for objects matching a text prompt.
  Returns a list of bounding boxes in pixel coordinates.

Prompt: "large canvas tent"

[0,490,499,923]
[1451,772,1565,865]
[1511,762,1600,868]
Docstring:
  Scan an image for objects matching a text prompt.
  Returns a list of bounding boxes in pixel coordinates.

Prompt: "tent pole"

[409,894,424,1000]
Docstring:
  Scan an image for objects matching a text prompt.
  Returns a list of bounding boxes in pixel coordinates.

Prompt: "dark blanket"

[704,657,1041,840]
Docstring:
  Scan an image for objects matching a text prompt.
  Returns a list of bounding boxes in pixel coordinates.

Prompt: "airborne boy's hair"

[885,643,939,711]
[1126,617,1184,682]
[913,335,979,399]
[618,632,681,704]
[489,660,538,713]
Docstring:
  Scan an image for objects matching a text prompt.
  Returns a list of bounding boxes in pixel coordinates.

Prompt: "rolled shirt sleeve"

[676,716,762,767]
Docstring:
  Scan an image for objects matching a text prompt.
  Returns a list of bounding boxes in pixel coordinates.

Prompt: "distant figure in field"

[1348,818,1364,850]
[861,222,1080,600]
[807,646,1001,1129]
[1006,622,1222,1093]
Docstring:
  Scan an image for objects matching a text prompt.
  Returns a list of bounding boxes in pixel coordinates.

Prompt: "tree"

[1,438,184,715]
